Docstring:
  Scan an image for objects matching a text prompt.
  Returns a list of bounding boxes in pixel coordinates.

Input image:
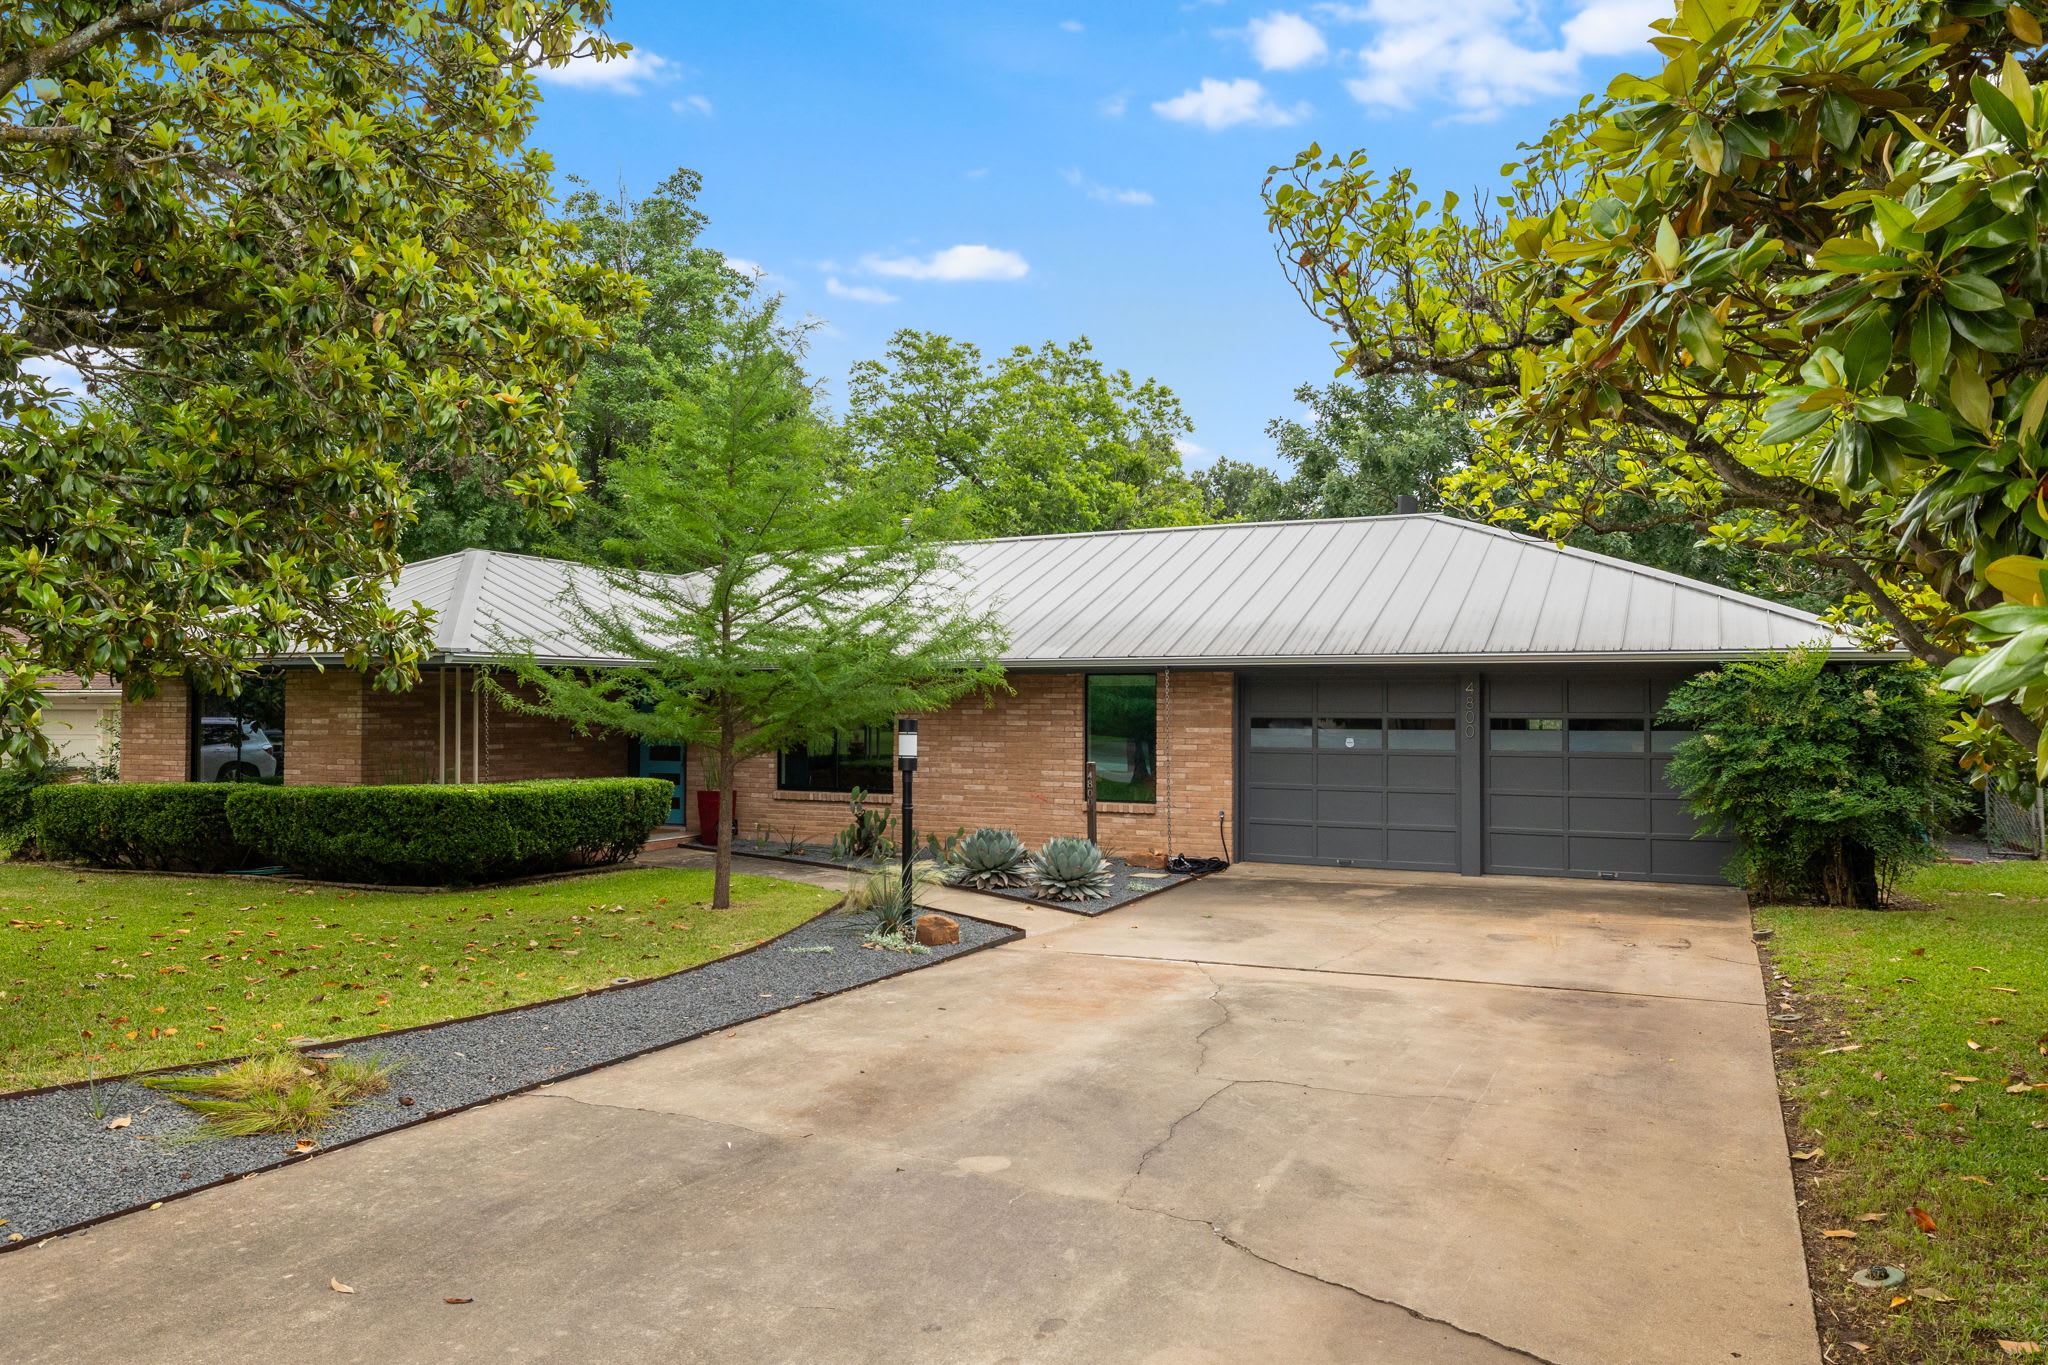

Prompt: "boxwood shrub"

[32,783,262,872]
[224,778,673,885]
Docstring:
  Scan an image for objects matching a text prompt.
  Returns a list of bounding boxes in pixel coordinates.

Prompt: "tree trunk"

[712,728,735,910]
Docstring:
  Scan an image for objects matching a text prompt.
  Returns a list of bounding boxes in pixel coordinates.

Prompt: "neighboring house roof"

[385,515,1877,669]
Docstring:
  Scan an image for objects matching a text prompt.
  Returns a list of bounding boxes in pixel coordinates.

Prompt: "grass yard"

[0,864,837,1092]
[1762,860,2048,1362]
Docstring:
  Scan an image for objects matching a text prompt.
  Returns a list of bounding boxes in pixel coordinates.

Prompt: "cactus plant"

[945,826,1031,889]
[1028,835,1113,900]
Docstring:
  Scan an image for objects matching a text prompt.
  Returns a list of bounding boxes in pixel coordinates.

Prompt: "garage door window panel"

[1317,717,1381,749]
[1490,717,1563,751]
[1388,717,1456,751]
[1249,717,1313,749]
[1568,718,1646,752]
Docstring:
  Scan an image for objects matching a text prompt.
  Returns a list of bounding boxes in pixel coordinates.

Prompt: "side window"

[191,673,285,783]
[778,726,895,794]
[1087,674,1157,802]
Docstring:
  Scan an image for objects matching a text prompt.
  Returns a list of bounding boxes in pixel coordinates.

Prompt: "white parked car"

[197,717,278,782]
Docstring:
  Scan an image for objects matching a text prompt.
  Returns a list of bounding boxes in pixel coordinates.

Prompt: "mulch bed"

[705,837,1196,916]
[0,907,1019,1249]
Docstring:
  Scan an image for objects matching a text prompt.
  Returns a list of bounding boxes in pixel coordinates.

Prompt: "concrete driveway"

[2,862,1816,1365]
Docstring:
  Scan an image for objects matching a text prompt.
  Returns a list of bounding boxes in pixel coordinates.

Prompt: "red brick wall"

[283,670,370,785]
[686,671,1236,860]
[118,683,190,782]
[477,676,628,783]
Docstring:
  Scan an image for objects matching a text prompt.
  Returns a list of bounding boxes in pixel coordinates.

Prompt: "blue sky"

[530,2,1668,471]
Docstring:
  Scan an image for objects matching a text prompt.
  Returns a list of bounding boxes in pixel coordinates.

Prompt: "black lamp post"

[896,716,918,903]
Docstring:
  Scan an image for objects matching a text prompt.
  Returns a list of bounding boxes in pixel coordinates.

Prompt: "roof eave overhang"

[996,648,1906,669]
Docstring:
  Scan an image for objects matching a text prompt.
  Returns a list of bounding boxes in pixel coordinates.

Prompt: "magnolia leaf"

[1654,216,1681,272]
[2012,6,2045,44]
[1952,364,1994,432]
[1942,273,2007,313]
[1910,302,1952,386]
[1974,77,2032,148]
[1986,557,2048,606]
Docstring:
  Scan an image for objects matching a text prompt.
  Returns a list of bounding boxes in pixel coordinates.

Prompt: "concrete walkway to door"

[0,861,1816,1365]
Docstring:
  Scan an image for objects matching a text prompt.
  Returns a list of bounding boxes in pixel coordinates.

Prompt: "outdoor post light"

[896,716,918,903]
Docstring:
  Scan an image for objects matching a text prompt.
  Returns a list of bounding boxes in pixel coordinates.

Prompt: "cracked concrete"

[0,863,1816,1364]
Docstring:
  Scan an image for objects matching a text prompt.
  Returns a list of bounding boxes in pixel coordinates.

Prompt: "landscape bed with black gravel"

[709,836,1196,916]
[0,907,1019,1248]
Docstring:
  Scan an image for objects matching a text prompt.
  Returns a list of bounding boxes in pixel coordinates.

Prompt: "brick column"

[118,682,192,782]
[285,670,369,785]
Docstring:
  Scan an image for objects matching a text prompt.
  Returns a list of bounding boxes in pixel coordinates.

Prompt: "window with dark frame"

[1087,674,1157,803]
[190,672,286,783]
[777,726,895,794]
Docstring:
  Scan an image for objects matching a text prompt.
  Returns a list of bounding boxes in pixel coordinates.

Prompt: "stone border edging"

[0,905,1025,1253]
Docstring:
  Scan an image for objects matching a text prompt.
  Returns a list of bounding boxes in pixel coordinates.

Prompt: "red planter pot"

[696,789,732,844]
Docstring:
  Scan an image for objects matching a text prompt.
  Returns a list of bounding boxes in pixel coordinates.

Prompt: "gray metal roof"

[390,515,1868,668]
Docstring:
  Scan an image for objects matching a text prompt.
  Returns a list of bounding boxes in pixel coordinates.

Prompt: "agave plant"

[1029,835,1113,901]
[945,826,1031,889]
[841,864,943,938]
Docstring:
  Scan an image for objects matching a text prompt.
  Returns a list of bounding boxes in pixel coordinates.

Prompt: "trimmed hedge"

[33,783,262,872]
[223,778,673,885]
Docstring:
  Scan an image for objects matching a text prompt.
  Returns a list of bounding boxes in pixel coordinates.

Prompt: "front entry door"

[636,741,686,825]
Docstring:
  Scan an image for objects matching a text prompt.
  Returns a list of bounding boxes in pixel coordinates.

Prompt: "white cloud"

[1246,12,1328,70]
[723,256,767,280]
[1152,77,1308,130]
[1063,168,1155,206]
[670,94,713,116]
[860,245,1030,282]
[1321,0,1662,119]
[1060,19,1085,32]
[534,39,675,95]
[1174,437,1209,458]
[826,278,899,304]
[1101,92,1129,117]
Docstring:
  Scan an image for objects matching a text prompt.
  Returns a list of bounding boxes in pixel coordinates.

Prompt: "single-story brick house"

[117,514,1881,885]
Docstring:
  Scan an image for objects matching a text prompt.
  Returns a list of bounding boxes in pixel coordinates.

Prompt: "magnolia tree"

[1264,0,2048,775]
[490,308,1008,909]
[0,2,640,764]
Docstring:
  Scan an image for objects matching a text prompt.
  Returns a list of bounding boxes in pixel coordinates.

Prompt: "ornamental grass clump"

[840,864,943,942]
[1029,836,1113,901]
[945,826,1031,889]
[141,1049,398,1137]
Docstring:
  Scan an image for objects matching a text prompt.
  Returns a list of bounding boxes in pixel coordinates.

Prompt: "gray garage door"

[1483,673,1731,883]
[1240,674,1462,871]
[1238,669,1733,884]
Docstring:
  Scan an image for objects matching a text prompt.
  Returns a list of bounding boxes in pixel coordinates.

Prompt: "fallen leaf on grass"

[330,1278,355,1294]
[1910,1206,1938,1233]
[2007,1083,2038,1094]
[443,1297,472,1305]
[1998,1343,2041,1357]
[1856,1212,1885,1221]
[1821,1229,1858,1238]
[1967,1039,1983,1049]
[103,1115,130,1130]
[1960,1174,1993,1185]
[1820,1043,1863,1054]
[1791,1148,1824,1161]
[1889,1295,1907,1307]
[1911,1288,1954,1302]
[1990,986,2020,994]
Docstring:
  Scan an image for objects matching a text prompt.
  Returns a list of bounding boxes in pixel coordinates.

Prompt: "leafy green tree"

[0,1,638,764]
[1198,376,1474,521]
[845,330,1207,537]
[1662,650,1952,907]
[400,167,755,560]
[490,308,1008,907]
[1262,0,2048,759]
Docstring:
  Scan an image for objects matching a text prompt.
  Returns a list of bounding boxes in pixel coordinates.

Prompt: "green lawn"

[1762,860,2048,1361]
[0,864,837,1092]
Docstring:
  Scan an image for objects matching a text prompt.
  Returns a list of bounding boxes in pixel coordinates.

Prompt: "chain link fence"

[1981,787,2045,859]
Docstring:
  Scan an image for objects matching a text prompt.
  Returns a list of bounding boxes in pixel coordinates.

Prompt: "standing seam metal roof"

[384,514,1868,667]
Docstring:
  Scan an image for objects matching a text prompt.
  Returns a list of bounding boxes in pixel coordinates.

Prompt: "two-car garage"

[1238,668,1735,884]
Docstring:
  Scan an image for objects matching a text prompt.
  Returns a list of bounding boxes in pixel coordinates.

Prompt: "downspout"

[436,666,446,784]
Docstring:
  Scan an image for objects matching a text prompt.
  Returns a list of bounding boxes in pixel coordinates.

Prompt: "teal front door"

[637,741,686,825]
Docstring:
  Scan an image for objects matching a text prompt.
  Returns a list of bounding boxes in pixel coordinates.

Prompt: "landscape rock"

[914,913,959,946]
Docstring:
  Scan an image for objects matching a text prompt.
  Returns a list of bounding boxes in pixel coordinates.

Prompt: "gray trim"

[1456,671,1484,876]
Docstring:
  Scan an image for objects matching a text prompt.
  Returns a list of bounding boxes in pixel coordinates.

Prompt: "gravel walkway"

[0,908,1018,1247]
[711,837,1194,915]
